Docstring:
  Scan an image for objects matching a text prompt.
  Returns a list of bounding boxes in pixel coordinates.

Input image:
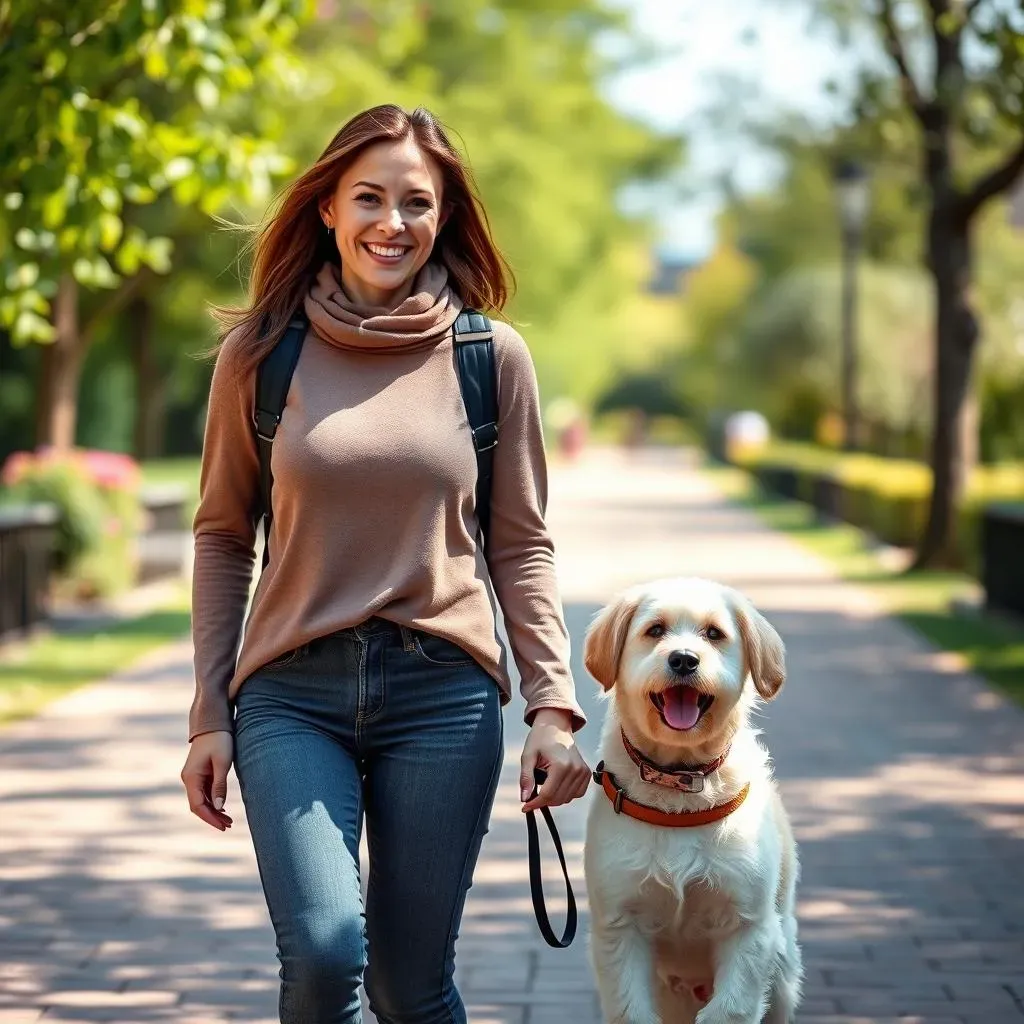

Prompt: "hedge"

[731,442,1024,574]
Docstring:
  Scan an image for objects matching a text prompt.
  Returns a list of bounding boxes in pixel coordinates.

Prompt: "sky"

[603,0,850,260]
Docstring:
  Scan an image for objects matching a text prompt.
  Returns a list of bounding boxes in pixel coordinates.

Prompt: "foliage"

[0,447,142,597]
[0,0,311,344]
[733,439,1024,570]
[738,262,933,436]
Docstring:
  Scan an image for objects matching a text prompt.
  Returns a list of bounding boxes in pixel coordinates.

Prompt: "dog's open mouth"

[650,685,714,731]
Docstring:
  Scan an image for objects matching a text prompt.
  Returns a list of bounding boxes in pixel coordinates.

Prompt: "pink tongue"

[662,685,701,730]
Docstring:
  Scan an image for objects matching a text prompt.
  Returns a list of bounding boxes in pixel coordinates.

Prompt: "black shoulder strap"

[452,309,498,554]
[254,312,308,570]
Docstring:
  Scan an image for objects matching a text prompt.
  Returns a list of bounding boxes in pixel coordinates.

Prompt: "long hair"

[213,104,514,374]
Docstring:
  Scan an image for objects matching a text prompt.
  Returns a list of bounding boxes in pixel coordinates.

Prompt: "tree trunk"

[35,273,83,450]
[129,295,166,459]
[913,210,979,569]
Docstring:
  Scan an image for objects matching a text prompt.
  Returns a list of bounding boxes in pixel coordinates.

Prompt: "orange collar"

[594,763,750,828]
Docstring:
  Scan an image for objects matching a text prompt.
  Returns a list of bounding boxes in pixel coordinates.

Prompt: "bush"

[1,448,143,599]
[734,441,1024,573]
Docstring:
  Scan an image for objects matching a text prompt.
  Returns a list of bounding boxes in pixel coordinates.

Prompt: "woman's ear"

[584,591,640,691]
[319,198,334,230]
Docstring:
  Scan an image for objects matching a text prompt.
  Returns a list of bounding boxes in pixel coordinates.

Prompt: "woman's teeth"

[366,243,407,258]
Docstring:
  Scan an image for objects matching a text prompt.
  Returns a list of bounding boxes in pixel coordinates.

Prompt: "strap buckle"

[472,422,498,453]
[254,409,281,442]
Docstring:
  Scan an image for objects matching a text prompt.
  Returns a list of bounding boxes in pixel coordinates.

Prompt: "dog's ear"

[584,591,640,690]
[732,593,786,701]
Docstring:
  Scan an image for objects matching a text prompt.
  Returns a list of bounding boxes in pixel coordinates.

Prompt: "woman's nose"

[379,208,404,235]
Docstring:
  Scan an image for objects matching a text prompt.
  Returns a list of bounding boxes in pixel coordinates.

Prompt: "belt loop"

[399,625,416,653]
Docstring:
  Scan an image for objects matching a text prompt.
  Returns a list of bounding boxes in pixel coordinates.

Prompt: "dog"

[582,577,801,1024]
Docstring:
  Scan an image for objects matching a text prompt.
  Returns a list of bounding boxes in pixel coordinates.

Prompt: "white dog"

[582,577,801,1024]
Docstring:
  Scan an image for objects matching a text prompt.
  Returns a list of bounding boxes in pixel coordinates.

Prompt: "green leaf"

[14,310,56,343]
[5,263,40,290]
[15,228,37,251]
[4,193,24,211]
[72,258,94,285]
[42,190,67,229]
[164,157,195,183]
[143,237,173,274]
[99,213,123,251]
[195,76,220,110]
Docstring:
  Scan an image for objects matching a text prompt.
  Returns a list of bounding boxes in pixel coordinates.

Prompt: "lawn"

[141,456,202,520]
[0,586,192,725]
[705,461,1024,708]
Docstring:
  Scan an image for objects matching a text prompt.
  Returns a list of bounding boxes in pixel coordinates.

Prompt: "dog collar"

[620,729,730,795]
[593,763,750,828]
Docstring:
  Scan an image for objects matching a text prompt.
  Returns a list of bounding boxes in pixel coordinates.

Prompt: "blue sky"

[604,0,849,260]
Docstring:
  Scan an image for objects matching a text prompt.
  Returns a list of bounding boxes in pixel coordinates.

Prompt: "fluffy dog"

[582,577,801,1024]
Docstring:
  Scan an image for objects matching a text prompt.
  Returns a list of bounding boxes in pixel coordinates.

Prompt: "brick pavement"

[1,447,1022,1023]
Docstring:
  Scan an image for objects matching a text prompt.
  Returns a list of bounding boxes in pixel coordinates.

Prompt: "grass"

[0,585,192,725]
[140,456,202,520]
[704,461,1024,708]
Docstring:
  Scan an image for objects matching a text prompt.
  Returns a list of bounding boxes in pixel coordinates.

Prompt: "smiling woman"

[180,103,592,1024]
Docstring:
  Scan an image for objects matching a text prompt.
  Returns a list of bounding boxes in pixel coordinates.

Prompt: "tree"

[0,0,310,449]
[800,0,1024,566]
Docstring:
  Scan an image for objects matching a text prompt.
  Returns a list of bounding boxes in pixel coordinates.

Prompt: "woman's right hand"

[181,730,235,831]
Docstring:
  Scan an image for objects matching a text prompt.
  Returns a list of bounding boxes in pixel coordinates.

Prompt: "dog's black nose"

[668,650,700,675]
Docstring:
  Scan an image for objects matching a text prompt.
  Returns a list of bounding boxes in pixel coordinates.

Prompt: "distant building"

[647,252,702,295]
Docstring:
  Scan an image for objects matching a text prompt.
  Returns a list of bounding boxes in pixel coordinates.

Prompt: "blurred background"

[1,0,1023,716]
[3,5,1024,1022]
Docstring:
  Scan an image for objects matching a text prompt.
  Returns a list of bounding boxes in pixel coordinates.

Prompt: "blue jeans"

[233,618,505,1024]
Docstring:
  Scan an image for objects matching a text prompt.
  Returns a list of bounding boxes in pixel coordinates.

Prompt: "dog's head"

[583,577,785,749]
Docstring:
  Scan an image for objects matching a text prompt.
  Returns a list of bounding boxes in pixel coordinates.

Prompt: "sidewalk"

[1,447,1022,1023]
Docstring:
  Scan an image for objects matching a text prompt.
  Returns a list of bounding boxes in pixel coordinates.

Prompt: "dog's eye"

[646,623,666,639]
[705,625,725,642]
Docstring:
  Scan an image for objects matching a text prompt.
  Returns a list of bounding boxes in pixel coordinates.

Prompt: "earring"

[325,224,334,236]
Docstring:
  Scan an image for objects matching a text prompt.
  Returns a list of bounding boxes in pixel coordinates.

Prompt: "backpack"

[252,308,498,570]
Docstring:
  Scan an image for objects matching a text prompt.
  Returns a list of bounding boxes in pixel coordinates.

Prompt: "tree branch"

[960,135,1024,219]
[878,0,926,119]
[81,268,154,349]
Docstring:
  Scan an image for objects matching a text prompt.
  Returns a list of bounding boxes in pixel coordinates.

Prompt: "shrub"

[733,441,1024,573]
[1,448,143,599]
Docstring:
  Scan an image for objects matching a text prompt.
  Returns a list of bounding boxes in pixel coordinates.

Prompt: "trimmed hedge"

[732,442,1024,574]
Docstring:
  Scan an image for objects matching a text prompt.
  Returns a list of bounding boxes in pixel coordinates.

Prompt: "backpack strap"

[452,309,498,553]
[254,312,308,569]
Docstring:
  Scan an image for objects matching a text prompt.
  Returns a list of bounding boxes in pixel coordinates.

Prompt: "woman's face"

[321,136,446,308]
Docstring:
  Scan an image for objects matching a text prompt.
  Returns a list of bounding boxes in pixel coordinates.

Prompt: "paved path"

[2,448,1022,1024]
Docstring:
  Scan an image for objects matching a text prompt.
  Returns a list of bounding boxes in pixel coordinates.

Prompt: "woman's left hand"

[520,708,591,813]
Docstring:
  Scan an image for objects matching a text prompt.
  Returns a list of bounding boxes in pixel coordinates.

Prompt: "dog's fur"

[582,577,801,1024]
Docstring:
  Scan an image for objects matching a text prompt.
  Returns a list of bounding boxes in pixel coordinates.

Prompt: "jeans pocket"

[411,631,476,667]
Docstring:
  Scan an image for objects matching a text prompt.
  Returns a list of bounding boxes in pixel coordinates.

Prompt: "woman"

[179,103,591,1024]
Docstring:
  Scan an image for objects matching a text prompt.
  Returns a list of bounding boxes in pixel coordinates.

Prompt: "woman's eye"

[355,192,380,204]
[646,624,666,639]
[705,626,724,642]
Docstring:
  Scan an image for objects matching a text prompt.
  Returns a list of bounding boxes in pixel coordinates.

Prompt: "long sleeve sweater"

[188,260,586,741]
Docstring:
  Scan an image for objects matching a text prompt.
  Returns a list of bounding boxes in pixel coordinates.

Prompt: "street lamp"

[833,159,870,451]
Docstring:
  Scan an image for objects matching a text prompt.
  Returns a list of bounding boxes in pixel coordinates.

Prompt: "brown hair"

[214,104,514,373]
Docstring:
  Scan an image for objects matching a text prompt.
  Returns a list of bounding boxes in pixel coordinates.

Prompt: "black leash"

[525,769,577,948]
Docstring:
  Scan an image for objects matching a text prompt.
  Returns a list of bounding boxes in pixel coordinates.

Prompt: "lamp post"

[833,159,870,451]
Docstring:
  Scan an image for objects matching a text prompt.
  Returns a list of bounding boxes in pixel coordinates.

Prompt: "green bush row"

[733,442,1024,573]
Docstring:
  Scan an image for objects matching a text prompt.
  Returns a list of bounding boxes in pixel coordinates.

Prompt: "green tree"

[0,0,310,449]
[794,0,1024,566]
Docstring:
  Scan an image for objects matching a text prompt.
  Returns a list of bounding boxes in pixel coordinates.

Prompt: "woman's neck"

[340,266,415,310]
